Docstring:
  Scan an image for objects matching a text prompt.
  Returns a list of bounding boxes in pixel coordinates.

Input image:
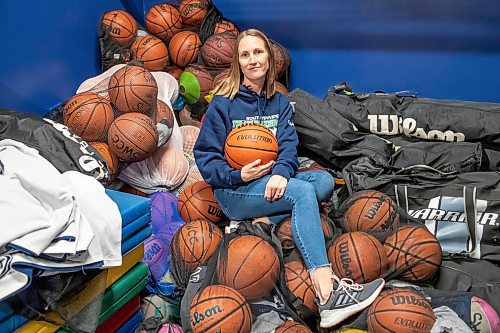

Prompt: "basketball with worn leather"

[224,123,278,169]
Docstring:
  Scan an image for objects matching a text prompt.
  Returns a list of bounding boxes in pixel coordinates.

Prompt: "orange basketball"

[101,10,138,46]
[179,0,208,26]
[224,123,278,170]
[89,142,119,180]
[169,31,201,67]
[367,288,436,333]
[384,226,442,282]
[107,112,158,162]
[218,235,280,300]
[177,181,224,223]
[185,64,214,98]
[63,92,114,142]
[108,65,158,117]
[284,260,317,318]
[343,190,400,232]
[214,19,239,35]
[271,41,291,79]
[190,285,252,333]
[201,32,237,68]
[275,320,313,333]
[131,36,169,71]
[145,4,182,41]
[328,232,388,284]
[175,219,222,271]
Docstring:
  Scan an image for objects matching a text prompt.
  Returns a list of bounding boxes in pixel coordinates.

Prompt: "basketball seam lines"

[385,228,440,280]
[357,192,378,231]
[366,235,385,279]
[350,233,366,283]
[80,100,102,138]
[115,118,157,142]
[171,33,187,66]
[224,144,278,153]
[128,71,157,111]
[65,96,102,117]
[285,265,312,301]
[138,40,166,60]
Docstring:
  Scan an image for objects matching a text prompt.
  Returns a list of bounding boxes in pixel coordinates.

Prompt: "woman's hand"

[265,175,288,202]
[241,159,274,182]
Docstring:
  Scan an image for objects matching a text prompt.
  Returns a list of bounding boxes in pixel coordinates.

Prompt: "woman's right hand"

[240,159,275,182]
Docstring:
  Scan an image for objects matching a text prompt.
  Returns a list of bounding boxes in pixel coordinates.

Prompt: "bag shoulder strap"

[464,186,477,255]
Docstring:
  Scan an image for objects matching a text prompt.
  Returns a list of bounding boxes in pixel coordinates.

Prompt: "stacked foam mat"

[0,190,152,333]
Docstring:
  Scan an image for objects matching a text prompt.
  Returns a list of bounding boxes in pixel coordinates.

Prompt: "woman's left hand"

[265,175,288,202]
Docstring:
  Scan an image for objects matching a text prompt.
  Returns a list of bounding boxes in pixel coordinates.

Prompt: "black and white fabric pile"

[0,110,122,302]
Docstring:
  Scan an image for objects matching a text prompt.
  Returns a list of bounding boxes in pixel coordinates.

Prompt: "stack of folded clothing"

[0,190,152,333]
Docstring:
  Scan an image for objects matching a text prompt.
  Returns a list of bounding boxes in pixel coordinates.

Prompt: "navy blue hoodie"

[193,85,299,189]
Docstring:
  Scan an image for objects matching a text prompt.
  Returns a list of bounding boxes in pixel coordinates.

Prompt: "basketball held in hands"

[224,123,278,170]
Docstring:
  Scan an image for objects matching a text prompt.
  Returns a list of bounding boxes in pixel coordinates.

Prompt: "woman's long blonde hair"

[214,29,276,99]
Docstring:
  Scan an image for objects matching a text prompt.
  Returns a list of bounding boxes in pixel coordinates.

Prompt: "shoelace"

[334,277,364,304]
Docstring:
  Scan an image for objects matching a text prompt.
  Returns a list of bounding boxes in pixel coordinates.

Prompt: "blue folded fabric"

[105,189,151,226]
[0,313,28,332]
[122,214,151,241]
[122,225,152,255]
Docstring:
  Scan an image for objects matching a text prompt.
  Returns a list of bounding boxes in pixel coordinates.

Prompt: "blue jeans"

[214,170,334,271]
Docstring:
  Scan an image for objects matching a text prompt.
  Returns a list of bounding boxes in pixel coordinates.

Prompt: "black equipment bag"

[288,88,491,173]
[344,165,500,263]
[289,88,394,171]
[324,85,500,147]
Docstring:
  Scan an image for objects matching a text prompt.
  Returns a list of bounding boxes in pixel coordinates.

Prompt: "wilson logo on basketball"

[236,134,273,144]
[390,295,433,310]
[64,99,78,111]
[208,204,223,218]
[191,305,223,327]
[364,200,383,220]
[338,241,354,279]
[141,37,154,46]
[103,25,122,35]
[182,3,206,16]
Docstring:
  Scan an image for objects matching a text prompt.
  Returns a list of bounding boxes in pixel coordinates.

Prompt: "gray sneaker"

[318,277,385,328]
